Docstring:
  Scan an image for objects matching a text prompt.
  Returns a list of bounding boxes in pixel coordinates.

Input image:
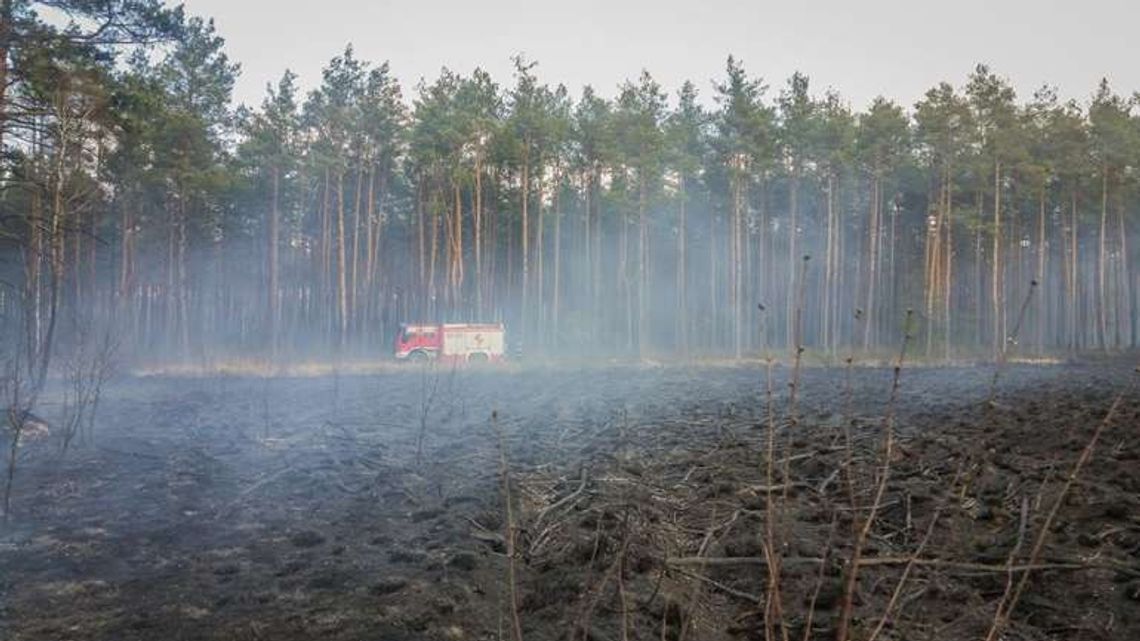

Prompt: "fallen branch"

[531,465,589,531]
[673,568,762,604]
[665,555,1138,576]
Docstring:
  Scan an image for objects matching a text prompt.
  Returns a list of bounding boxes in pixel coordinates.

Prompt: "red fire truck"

[394,323,506,363]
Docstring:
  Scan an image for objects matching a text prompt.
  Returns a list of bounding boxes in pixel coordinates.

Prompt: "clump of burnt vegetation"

[477,304,1139,641]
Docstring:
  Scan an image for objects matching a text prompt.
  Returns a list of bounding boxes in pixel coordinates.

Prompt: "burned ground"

[0,359,1138,640]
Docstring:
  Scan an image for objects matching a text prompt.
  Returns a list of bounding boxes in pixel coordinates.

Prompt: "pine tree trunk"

[637,171,648,359]
[597,164,606,335]
[429,185,440,319]
[676,174,688,356]
[474,156,484,316]
[823,172,836,354]
[119,191,133,304]
[582,169,591,328]
[416,178,426,300]
[992,160,1003,358]
[732,168,744,358]
[863,175,881,351]
[620,186,632,352]
[177,190,189,356]
[449,181,461,311]
[364,165,376,336]
[336,170,348,346]
[320,168,332,338]
[943,172,954,361]
[1098,166,1109,350]
[924,175,942,357]
[787,173,798,349]
[0,0,11,160]
[1069,190,1080,350]
[535,174,545,343]
[1036,182,1047,354]
[37,161,65,394]
[552,172,562,346]
[350,166,363,331]
[1116,194,1129,348]
[520,155,530,348]
[269,167,280,357]
[709,200,718,352]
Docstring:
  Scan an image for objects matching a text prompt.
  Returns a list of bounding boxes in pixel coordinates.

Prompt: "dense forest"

[1,1,1138,371]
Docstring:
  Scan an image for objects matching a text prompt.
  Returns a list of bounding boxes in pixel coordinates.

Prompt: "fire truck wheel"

[408,350,429,363]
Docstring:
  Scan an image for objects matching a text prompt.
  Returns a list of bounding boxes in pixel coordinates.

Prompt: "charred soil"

[1,359,1138,640]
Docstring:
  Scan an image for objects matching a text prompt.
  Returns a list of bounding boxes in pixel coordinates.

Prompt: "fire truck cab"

[394,323,506,363]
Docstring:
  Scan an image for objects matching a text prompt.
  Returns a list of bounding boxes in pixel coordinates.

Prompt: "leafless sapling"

[58,323,119,454]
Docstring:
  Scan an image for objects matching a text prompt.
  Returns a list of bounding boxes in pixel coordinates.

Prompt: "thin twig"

[987,280,1037,406]
[836,309,913,641]
[803,512,839,641]
[982,494,1030,641]
[866,464,965,641]
[492,410,524,641]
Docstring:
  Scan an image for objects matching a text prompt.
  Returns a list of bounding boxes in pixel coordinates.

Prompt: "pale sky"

[184,0,1139,111]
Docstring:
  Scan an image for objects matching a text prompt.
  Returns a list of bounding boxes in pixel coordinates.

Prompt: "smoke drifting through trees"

[1,2,1138,365]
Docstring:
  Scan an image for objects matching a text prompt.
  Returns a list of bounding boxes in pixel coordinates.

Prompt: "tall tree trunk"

[1069,190,1080,350]
[620,182,632,352]
[119,191,134,305]
[350,165,363,330]
[597,167,606,339]
[637,171,648,359]
[991,160,1003,358]
[1097,166,1109,350]
[552,171,562,347]
[268,166,280,357]
[942,168,954,360]
[364,164,376,336]
[453,180,464,312]
[0,0,11,158]
[35,155,66,395]
[24,189,43,380]
[474,156,484,316]
[336,170,348,346]
[1035,182,1047,354]
[676,174,688,356]
[177,189,189,357]
[320,168,331,338]
[823,172,836,353]
[924,175,943,357]
[166,196,175,351]
[428,184,440,319]
[732,166,744,358]
[520,153,530,349]
[787,172,798,349]
[72,207,82,312]
[535,174,545,343]
[1116,192,1130,348]
[863,174,881,350]
[582,169,592,328]
[416,178,426,297]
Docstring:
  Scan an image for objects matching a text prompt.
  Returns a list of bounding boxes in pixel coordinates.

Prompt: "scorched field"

[1,359,1138,641]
